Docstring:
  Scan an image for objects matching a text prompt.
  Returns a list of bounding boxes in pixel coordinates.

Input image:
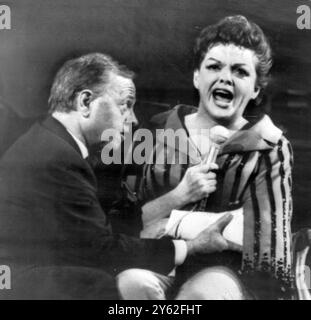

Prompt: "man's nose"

[126,109,138,127]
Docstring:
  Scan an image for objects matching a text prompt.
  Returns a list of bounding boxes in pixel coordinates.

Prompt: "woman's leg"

[117,268,174,300]
[175,266,251,300]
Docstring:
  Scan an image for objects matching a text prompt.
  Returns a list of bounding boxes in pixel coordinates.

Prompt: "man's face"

[83,73,137,147]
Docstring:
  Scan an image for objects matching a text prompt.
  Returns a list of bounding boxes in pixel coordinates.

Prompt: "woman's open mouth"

[212,89,234,106]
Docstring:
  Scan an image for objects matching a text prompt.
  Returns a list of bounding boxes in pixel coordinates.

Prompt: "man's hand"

[172,162,218,206]
[186,213,241,256]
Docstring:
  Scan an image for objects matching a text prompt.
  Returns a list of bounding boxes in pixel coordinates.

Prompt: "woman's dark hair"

[193,15,272,89]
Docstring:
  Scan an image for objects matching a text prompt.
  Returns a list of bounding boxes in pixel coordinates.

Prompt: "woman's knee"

[117,268,169,300]
[176,266,247,300]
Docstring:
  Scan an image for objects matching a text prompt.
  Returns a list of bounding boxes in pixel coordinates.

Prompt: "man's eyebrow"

[123,87,136,97]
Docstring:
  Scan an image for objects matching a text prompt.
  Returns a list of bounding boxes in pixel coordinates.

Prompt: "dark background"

[0,0,310,230]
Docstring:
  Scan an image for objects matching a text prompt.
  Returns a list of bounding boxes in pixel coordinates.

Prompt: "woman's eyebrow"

[206,57,221,63]
[232,63,248,67]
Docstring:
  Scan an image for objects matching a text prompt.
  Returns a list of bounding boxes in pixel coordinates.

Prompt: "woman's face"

[193,43,260,128]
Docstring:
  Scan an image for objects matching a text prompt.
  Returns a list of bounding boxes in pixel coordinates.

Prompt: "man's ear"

[77,90,93,117]
[193,70,199,90]
[251,86,260,100]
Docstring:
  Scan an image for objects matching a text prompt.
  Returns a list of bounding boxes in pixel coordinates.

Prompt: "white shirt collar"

[66,129,89,159]
[51,114,89,159]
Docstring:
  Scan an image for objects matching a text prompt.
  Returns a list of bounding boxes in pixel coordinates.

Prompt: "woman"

[118,15,293,300]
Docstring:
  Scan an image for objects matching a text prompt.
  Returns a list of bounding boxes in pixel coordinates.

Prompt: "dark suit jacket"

[0,116,174,299]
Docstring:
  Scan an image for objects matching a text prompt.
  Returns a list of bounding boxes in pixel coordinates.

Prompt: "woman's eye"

[235,68,249,77]
[206,64,221,71]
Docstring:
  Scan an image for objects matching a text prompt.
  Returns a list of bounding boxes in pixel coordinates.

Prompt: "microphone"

[196,125,230,211]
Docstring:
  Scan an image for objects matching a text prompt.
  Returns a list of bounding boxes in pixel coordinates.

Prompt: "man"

[0,53,234,299]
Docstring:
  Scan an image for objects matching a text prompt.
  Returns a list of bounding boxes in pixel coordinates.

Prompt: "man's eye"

[120,101,134,115]
[119,102,127,112]
[126,99,136,109]
[126,101,133,109]
[119,101,128,109]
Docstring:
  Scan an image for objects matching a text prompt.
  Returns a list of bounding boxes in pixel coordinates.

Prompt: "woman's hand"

[172,162,218,205]
[141,162,218,229]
